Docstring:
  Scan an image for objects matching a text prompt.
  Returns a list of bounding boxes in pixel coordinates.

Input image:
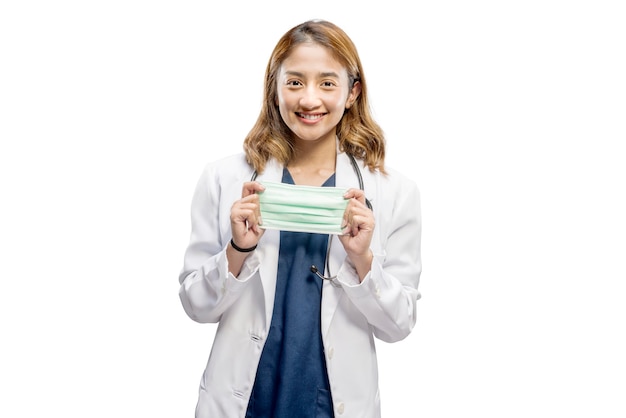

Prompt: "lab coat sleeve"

[178,162,260,323]
[338,175,422,343]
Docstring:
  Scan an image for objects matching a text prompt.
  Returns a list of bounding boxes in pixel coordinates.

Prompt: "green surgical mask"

[258,181,348,234]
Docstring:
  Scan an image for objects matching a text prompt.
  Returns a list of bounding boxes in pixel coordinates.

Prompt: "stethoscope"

[250,154,373,286]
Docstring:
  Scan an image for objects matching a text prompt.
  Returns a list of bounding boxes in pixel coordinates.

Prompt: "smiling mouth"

[296,112,326,120]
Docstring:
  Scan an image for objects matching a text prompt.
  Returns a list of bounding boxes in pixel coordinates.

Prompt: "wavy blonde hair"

[243,20,386,174]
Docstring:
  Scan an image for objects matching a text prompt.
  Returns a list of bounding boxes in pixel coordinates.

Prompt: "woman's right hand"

[229,181,266,250]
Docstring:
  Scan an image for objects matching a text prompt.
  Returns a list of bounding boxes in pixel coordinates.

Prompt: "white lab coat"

[179,150,422,418]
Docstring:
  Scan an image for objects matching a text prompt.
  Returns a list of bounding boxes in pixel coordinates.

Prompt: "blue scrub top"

[245,169,335,418]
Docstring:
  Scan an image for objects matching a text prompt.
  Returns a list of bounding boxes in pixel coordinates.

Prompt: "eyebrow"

[284,70,341,78]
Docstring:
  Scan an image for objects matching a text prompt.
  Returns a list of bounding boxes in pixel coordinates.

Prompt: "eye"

[286,79,303,87]
[321,80,337,88]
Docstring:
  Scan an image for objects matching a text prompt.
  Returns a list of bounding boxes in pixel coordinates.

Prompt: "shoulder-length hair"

[243,19,386,174]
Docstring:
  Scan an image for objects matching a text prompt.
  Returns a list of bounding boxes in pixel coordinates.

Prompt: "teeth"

[299,113,323,120]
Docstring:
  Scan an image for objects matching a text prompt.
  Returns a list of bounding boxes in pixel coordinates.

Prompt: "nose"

[299,86,322,109]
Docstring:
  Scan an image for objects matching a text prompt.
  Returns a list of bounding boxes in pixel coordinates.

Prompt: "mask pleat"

[257,182,348,234]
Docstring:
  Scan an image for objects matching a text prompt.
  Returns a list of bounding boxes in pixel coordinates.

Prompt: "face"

[276,43,360,145]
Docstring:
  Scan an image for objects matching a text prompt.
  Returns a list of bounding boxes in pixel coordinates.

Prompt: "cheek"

[333,94,350,111]
[332,89,351,108]
[275,89,283,107]
[276,89,293,109]
[276,95,290,122]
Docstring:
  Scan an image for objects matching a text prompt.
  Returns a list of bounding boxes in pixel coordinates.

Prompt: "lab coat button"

[337,402,345,414]
[328,347,334,359]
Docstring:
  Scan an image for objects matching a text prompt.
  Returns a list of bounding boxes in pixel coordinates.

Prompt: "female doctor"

[179,20,422,418]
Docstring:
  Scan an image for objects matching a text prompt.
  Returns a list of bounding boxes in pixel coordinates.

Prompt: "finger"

[235,193,263,219]
[233,205,261,226]
[343,188,367,205]
[343,204,375,235]
[349,215,369,236]
[241,181,265,198]
[342,198,369,226]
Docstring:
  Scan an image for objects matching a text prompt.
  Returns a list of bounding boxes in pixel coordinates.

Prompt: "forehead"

[280,43,348,77]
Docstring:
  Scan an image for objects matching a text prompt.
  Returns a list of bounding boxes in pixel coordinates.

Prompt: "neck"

[287,138,337,186]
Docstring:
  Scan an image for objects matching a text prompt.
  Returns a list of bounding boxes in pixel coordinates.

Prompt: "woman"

[179,19,422,418]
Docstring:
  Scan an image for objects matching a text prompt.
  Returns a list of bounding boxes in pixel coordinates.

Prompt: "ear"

[345,81,362,109]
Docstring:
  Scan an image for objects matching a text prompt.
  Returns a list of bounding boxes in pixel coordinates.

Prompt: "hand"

[230,181,265,250]
[338,188,374,278]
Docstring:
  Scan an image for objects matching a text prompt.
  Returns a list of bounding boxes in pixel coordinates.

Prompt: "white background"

[1,1,625,417]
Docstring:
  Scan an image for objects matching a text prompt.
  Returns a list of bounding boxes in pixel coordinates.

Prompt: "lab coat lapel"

[253,159,283,330]
[320,152,354,338]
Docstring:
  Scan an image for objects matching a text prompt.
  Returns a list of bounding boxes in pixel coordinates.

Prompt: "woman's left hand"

[339,188,374,280]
